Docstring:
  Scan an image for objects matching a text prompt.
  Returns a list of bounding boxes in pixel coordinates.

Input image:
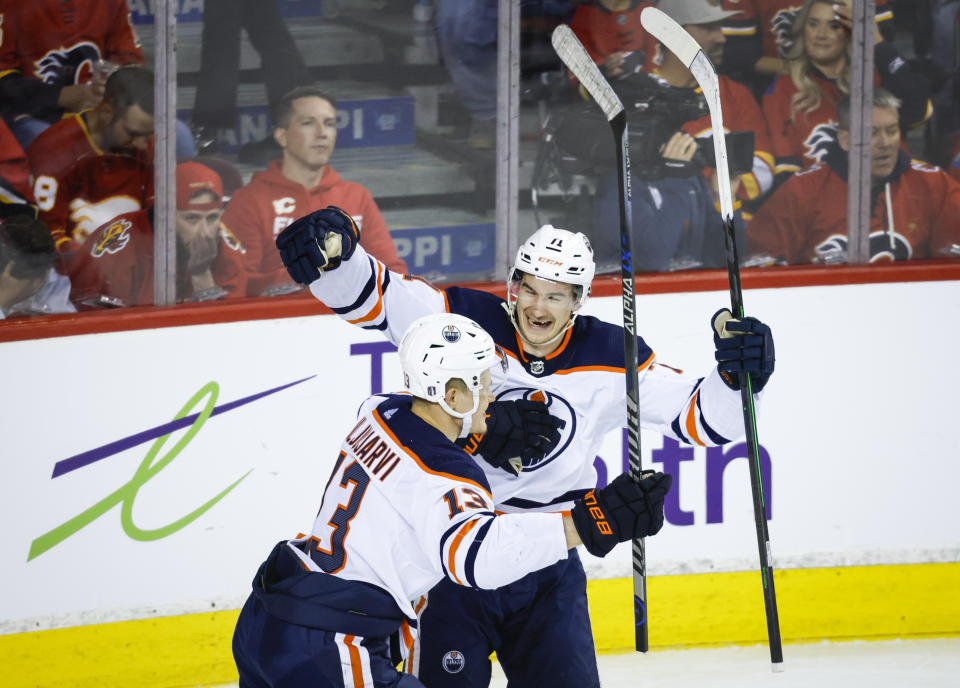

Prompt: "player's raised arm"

[275,205,447,345]
[634,308,776,448]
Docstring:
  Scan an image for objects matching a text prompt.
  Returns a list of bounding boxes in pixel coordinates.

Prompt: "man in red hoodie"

[221,86,407,296]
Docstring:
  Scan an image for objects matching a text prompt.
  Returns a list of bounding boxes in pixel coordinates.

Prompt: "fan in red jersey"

[26,66,154,259]
[747,88,960,265]
[67,161,247,309]
[719,0,893,95]
[0,0,144,148]
[761,0,931,179]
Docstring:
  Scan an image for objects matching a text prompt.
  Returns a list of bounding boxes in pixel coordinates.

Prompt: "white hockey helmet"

[506,225,596,340]
[398,313,507,437]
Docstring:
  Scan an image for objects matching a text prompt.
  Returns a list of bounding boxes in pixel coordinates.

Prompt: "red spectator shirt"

[721,0,892,60]
[68,210,248,308]
[762,70,847,174]
[0,0,143,83]
[568,1,658,73]
[0,117,33,207]
[221,161,408,297]
[27,114,152,254]
[747,151,960,263]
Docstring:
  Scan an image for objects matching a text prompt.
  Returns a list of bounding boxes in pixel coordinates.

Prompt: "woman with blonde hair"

[761,0,930,179]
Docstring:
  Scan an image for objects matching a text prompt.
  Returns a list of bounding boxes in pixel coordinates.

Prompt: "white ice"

[215,637,960,687]
[487,638,960,687]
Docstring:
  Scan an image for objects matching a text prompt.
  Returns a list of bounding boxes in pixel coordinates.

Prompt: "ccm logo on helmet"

[583,491,613,535]
[537,257,563,265]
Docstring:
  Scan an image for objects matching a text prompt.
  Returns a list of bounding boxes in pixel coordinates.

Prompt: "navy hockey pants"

[233,595,423,688]
[413,548,600,688]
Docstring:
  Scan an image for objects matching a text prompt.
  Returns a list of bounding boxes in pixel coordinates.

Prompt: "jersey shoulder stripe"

[556,315,655,372]
[369,395,491,494]
[444,286,517,349]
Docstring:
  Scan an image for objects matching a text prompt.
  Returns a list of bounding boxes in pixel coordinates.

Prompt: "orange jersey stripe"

[684,391,706,447]
[553,351,656,376]
[344,635,365,687]
[348,261,385,325]
[371,409,493,498]
[446,518,480,586]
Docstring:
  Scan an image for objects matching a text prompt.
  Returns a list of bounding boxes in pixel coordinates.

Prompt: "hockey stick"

[551,24,650,654]
[639,7,784,670]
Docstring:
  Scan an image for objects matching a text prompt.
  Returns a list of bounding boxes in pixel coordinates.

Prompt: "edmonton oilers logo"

[442,650,465,673]
[442,325,461,343]
[495,388,576,471]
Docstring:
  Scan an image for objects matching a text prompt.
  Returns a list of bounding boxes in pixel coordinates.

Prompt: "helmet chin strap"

[439,388,480,439]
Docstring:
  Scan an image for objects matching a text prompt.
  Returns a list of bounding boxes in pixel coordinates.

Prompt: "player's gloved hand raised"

[711,308,775,392]
[275,205,361,285]
[571,471,672,558]
[461,400,565,476]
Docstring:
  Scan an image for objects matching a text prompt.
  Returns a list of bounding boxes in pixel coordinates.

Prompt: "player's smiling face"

[515,274,576,353]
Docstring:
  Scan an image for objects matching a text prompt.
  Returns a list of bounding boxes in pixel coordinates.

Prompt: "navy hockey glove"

[712,308,775,392]
[461,400,565,476]
[275,205,361,285]
[571,471,673,558]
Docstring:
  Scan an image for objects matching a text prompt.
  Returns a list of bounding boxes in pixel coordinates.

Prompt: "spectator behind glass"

[746,88,960,265]
[719,0,894,98]
[221,86,407,297]
[0,215,75,318]
[588,0,755,272]
[0,0,144,149]
[27,66,155,259]
[762,0,931,180]
[567,1,658,80]
[67,161,247,309]
[646,0,776,203]
[0,118,35,217]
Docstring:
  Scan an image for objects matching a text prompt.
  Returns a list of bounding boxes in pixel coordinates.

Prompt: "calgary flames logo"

[91,219,132,257]
[803,122,838,164]
[35,42,102,86]
[219,225,246,253]
[771,7,802,58]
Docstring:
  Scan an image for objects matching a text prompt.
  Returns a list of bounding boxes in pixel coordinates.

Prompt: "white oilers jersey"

[310,245,757,512]
[287,393,568,618]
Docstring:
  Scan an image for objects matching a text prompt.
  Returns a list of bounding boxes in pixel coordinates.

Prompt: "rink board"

[1,278,958,684]
[1,562,957,688]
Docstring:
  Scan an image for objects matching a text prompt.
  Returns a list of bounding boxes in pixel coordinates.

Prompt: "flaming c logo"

[803,122,839,164]
[35,42,101,86]
[91,218,132,257]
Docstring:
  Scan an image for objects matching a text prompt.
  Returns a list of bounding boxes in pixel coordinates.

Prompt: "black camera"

[544,73,755,181]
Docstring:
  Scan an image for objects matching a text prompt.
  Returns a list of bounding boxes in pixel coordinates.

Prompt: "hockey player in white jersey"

[232,312,672,688]
[274,206,775,688]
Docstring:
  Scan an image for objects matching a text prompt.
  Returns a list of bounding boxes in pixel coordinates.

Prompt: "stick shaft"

[612,111,648,653]
[700,56,784,667]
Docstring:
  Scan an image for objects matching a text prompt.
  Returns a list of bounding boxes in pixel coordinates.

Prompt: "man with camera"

[586,0,772,272]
